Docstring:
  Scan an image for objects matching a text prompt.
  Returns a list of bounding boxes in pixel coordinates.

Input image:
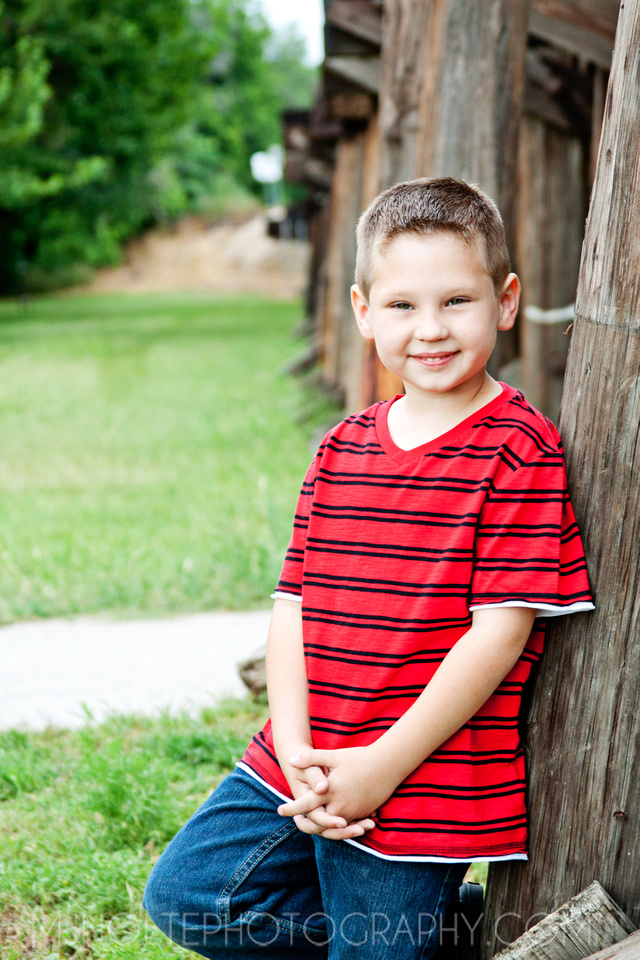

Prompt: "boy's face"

[351,231,520,402]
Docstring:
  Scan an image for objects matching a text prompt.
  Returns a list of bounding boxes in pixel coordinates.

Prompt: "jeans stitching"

[217,819,299,925]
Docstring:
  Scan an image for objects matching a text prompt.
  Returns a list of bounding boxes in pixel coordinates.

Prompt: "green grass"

[0,700,269,959]
[0,292,330,623]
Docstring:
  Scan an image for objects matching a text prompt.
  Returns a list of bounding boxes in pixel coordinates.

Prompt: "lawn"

[0,701,269,959]
[0,292,328,623]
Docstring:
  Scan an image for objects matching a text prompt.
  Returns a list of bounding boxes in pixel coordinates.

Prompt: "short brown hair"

[355,177,511,300]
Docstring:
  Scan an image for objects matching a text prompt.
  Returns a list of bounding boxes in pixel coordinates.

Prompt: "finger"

[295,815,377,840]
[289,749,333,771]
[293,814,324,835]
[278,792,327,818]
[313,822,372,840]
[299,765,329,794]
[302,806,347,830]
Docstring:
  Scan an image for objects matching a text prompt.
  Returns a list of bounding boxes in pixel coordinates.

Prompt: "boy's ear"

[351,284,375,340]
[497,273,521,331]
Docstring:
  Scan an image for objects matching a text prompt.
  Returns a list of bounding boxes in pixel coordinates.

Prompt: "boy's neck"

[387,373,502,450]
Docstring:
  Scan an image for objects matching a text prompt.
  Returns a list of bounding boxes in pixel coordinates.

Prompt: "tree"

[0,0,316,292]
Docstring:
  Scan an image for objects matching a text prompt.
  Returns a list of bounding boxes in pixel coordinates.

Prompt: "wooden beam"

[482,0,640,950]
[490,882,634,960]
[324,56,380,94]
[328,91,375,121]
[325,0,382,47]
[531,0,617,41]
[528,10,613,68]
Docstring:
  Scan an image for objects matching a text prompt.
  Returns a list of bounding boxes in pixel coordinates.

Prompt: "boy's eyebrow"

[375,280,485,299]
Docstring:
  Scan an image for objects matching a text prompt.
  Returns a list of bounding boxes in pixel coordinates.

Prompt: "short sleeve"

[270,451,321,602]
[469,453,595,618]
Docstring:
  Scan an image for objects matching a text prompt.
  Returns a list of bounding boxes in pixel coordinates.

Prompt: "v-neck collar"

[375,381,517,465]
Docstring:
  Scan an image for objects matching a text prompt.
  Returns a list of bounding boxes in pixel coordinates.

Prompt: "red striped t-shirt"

[241,383,594,861]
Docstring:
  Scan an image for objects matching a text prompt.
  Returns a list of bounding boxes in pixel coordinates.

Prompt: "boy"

[144,178,594,959]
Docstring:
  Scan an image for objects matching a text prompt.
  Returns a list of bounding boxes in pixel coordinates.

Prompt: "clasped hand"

[278,745,393,841]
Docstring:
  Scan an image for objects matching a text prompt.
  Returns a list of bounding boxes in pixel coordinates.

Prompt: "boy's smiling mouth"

[412,351,459,366]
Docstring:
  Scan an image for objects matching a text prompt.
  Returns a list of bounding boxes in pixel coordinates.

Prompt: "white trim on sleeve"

[270,591,302,602]
[469,600,595,618]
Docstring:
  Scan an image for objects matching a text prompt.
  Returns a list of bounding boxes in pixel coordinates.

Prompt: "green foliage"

[265,23,319,111]
[0,0,317,292]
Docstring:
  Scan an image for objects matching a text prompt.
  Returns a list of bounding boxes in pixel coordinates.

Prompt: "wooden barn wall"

[307,0,614,420]
[516,117,589,419]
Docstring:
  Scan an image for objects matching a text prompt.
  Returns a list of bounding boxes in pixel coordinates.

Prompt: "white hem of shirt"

[236,762,528,864]
[273,592,595,619]
[468,600,595,617]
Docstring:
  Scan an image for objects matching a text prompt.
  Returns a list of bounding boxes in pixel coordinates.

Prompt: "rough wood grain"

[582,931,640,960]
[531,0,619,39]
[528,10,613,68]
[415,0,529,236]
[490,882,635,960]
[517,115,587,419]
[320,133,365,400]
[377,0,436,187]
[482,1,640,953]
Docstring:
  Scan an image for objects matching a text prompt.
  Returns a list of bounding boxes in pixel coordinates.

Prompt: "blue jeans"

[143,766,469,960]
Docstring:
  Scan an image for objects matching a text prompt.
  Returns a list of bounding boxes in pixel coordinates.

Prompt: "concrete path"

[0,609,271,730]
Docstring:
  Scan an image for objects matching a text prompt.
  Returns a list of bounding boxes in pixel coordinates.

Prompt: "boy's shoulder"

[478,384,563,462]
[316,401,383,449]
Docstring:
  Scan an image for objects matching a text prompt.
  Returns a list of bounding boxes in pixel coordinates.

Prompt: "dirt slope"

[88,214,309,299]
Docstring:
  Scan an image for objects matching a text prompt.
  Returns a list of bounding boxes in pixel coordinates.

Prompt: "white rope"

[523,303,575,324]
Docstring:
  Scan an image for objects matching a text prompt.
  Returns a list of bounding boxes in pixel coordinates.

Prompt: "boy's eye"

[446,297,468,306]
[390,302,413,310]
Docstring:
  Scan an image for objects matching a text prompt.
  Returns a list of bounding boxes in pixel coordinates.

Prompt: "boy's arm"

[278,605,537,827]
[266,597,374,838]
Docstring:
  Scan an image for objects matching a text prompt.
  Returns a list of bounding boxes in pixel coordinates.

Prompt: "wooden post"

[377,0,436,188]
[320,133,365,400]
[482,3,640,954]
[378,0,529,375]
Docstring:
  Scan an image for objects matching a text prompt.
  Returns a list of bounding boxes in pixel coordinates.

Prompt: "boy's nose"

[414,311,449,340]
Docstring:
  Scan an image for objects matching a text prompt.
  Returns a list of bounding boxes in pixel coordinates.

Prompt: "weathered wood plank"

[320,134,365,398]
[491,881,635,960]
[326,0,383,47]
[482,1,640,953]
[583,931,640,960]
[377,0,436,187]
[324,56,380,94]
[517,117,586,418]
[531,0,618,40]
[528,10,613,68]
